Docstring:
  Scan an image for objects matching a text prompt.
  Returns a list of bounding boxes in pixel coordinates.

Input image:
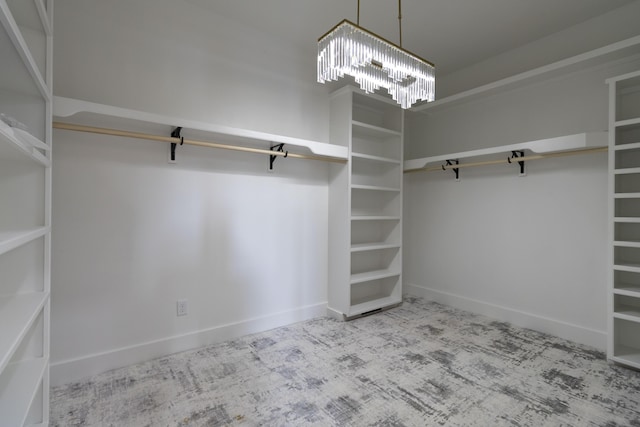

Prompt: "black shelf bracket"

[508,150,525,176]
[443,159,460,180]
[170,127,183,162]
[269,143,287,171]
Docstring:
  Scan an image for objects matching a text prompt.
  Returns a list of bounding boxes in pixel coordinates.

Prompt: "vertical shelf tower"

[0,0,52,425]
[608,69,640,369]
[328,87,404,319]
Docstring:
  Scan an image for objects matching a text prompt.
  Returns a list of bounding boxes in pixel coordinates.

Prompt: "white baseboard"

[406,284,606,351]
[51,302,327,387]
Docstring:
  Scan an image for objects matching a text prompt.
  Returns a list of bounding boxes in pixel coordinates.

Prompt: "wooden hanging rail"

[404,146,607,174]
[53,122,348,164]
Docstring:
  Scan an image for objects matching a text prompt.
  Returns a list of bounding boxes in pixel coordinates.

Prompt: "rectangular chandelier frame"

[317,19,435,109]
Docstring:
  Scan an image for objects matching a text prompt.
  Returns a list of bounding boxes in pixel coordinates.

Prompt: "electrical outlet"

[176,299,188,316]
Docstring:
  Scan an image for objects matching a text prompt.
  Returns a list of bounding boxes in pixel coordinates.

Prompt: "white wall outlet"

[176,299,188,316]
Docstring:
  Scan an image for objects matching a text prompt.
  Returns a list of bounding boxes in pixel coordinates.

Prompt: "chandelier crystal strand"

[318,20,435,108]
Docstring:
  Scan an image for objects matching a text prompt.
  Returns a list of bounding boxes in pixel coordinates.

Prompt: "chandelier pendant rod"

[398,0,402,47]
[356,0,404,47]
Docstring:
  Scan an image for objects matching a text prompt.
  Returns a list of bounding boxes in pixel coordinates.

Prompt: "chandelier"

[317,0,435,109]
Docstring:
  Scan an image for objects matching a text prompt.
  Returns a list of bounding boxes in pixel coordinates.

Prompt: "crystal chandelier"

[317,0,435,109]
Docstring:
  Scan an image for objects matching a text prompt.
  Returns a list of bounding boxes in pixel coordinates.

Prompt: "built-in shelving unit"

[0,0,52,425]
[328,86,403,319]
[53,96,348,161]
[607,69,640,370]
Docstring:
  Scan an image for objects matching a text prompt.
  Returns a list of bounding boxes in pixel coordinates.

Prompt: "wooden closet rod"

[53,122,348,164]
[404,146,607,174]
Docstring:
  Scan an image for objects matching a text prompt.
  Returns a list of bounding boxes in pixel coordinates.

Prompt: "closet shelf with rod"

[404,132,608,175]
[53,96,349,164]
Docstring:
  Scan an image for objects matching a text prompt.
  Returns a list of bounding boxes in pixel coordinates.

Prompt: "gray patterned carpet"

[51,297,640,426]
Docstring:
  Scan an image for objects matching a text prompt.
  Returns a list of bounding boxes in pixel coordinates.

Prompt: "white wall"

[404,57,640,350]
[437,1,640,97]
[51,0,331,385]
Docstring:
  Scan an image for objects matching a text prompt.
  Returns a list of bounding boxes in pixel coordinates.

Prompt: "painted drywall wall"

[437,1,640,97]
[404,57,640,350]
[53,0,329,143]
[51,0,331,385]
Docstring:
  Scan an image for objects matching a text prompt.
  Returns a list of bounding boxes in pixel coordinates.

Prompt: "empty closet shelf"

[350,269,400,284]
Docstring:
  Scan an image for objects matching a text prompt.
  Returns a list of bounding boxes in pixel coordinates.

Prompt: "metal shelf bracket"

[170,127,183,162]
[443,159,460,181]
[269,143,287,170]
[508,150,526,176]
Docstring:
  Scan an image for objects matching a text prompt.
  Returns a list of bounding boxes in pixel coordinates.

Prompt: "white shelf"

[0,123,49,166]
[351,243,401,253]
[351,152,401,164]
[614,264,640,274]
[611,349,640,370]
[350,269,400,284]
[351,184,400,192]
[615,193,640,199]
[615,167,640,175]
[348,295,402,317]
[615,142,640,151]
[614,240,640,248]
[0,1,50,101]
[615,117,640,128]
[405,132,607,172]
[0,227,47,256]
[0,357,47,427]
[614,309,640,323]
[614,287,640,297]
[615,217,640,223]
[0,292,48,373]
[414,35,640,112]
[351,120,402,137]
[351,215,401,222]
[53,96,348,160]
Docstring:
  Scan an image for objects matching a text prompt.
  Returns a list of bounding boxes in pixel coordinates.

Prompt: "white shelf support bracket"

[269,143,287,171]
[169,127,183,163]
[442,159,460,181]
[508,150,526,176]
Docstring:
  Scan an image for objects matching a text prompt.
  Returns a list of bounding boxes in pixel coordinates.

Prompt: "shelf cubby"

[351,188,400,217]
[612,318,640,369]
[352,155,401,189]
[615,198,640,219]
[350,275,401,316]
[614,271,640,295]
[0,159,45,232]
[351,247,400,276]
[352,125,401,161]
[352,92,402,133]
[351,219,401,247]
[614,294,640,322]
[614,75,640,122]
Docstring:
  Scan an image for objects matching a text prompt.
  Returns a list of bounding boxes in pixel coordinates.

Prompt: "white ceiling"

[187,0,634,76]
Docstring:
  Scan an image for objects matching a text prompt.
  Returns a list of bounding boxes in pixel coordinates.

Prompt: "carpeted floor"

[51,297,640,426]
